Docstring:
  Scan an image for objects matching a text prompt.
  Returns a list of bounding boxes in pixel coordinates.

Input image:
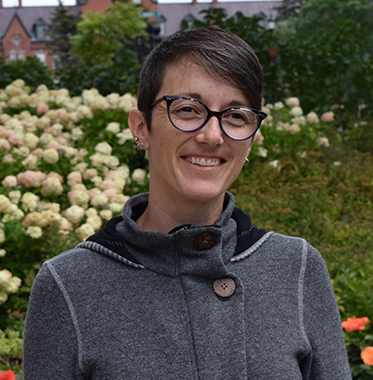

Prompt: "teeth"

[185,157,221,167]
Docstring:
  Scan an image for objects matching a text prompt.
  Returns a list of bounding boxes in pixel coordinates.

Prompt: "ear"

[128,109,150,149]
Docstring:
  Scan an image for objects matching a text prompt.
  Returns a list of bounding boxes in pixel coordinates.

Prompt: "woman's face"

[132,60,254,208]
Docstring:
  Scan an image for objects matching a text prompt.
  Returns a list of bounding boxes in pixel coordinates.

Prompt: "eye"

[223,108,257,126]
[171,100,205,119]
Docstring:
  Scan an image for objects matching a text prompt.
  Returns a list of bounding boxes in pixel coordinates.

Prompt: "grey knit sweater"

[23,192,351,379]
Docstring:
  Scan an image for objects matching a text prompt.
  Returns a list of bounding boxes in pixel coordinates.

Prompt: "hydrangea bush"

[0,81,149,353]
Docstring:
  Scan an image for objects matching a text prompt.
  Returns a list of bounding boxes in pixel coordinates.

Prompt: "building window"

[18,50,25,60]
[34,18,46,39]
[37,51,46,65]
[9,50,17,61]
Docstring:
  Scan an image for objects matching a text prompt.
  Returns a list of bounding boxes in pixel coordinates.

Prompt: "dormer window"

[34,18,46,39]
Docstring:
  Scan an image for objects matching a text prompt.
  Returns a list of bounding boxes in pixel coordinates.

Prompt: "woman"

[23,27,351,379]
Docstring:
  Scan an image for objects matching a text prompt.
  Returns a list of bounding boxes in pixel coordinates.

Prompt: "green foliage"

[45,0,79,69]
[70,1,147,66]
[54,49,141,97]
[188,5,373,117]
[0,57,53,92]
[274,0,308,20]
[290,0,373,50]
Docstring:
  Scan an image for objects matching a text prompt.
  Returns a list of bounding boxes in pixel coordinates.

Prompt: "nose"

[195,114,224,146]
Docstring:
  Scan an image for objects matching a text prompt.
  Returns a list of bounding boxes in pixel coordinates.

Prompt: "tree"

[70,1,146,66]
[0,56,53,91]
[274,0,308,21]
[45,0,79,69]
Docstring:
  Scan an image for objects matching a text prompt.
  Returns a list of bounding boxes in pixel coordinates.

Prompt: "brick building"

[0,0,280,69]
[0,0,122,69]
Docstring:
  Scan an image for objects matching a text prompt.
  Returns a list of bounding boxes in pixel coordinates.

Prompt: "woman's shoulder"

[232,231,323,265]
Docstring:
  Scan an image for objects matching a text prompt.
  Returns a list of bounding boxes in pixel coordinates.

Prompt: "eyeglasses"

[150,95,267,141]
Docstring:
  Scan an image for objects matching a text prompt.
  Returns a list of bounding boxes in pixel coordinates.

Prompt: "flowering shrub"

[253,97,332,170]
[0,81,151,344]
[342,317,373,378]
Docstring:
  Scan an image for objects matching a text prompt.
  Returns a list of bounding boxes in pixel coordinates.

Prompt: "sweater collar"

[114,192,237,277]
[85,192,266,276]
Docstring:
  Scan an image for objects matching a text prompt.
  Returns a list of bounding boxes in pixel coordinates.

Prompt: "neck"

[136,193,225,233]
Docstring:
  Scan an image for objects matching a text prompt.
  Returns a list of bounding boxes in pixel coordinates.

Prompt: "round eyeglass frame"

[150,95,267,141]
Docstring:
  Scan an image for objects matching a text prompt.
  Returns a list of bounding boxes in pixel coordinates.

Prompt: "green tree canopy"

[45,0,79,69]
[70,1,147,66]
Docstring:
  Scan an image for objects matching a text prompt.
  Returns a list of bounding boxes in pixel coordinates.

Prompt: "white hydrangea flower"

[105,122,120,134]
[269,160,280,169]
[22,154,39,169]
[306,111,320,124]
[0,249,6,257]
[288,124,301,135]
[77,105,93,120]
[43,148,59,164]
[65,205,85,224]
[0,269,12,285]
[106,93,120,106]
[21,192,40,212]
[289,106,303,117]
[25,226,43,239]
[0,195,12,214]
[0,229,5,243]
[100,209,112,221]
[2,175,17,188]
[285,97,300,107]
[95,142,113,156]
[75,223,95,241]
[85,208,98,218]
[23,132,39,149]
[316,137,330,148]
[39,132,54,146]
[258,147,268,158]
[274,101,284,110]
[86,215,102,231]
[8,190,21,204]
[71,128,84,141]
[90,193,109,208]
[3,276,22,294]
[132,168,147,184]
[109,202,123,214]
[17,146,30,157]
[116,128,134,145]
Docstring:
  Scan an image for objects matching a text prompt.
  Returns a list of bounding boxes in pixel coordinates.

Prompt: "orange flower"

[361,347,373,366]
[0,371,16,380]
[342,316,370,332]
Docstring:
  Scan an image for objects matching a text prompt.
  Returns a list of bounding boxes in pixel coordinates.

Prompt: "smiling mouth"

[184,157,223,167]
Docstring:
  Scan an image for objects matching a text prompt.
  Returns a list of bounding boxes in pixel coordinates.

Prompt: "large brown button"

[194,233,216,250]
[213,278,236,298]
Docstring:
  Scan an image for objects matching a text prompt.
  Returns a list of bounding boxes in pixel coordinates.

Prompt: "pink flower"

[17,170,46,188]
[67,171,83,187]
[342,316,370,332]
[36,103,49,116]
[0,138,11,150]
[321,112,334,122]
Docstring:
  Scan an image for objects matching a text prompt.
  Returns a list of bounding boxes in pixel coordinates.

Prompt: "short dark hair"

[137,26,264,129]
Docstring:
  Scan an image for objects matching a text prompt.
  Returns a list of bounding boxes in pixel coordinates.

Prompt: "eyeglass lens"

[168,98,259,140]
